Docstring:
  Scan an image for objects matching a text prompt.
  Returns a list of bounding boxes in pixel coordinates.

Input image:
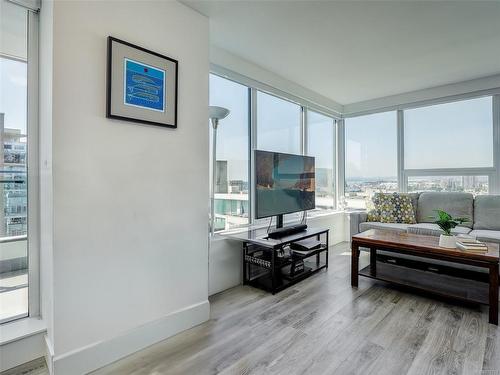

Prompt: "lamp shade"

[209,106,230,121]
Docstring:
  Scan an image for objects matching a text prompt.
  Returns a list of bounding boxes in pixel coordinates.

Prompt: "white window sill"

[211,210,348,241]
[0,317,46,346]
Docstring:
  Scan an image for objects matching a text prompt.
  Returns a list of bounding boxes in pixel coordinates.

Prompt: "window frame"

[211,69,500,232]
[0,5,40,324]
[305,108,337,210]
[27,7,40,319]
[343,110,399,209]
[209,73,251,232]
[210,68,341,233]
[344,93,500,197]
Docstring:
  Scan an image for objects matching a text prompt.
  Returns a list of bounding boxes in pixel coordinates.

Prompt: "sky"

[345,96,493,178]
[0,57,27,134]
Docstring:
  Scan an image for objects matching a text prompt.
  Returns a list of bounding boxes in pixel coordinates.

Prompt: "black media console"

[225,227,329,294]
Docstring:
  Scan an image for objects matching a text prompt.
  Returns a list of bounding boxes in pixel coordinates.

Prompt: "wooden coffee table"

[351,229,500,325]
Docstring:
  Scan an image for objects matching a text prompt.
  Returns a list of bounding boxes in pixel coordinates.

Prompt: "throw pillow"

[366,209,380,222]
[366,193,382,222]
[378,193,417,224]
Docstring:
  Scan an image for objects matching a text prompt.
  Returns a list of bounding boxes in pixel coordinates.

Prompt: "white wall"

[209,212,348,296]
[43,1,210,373]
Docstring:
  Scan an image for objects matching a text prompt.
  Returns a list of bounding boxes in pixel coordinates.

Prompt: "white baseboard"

[45,334,54,375]
[51,300,210,375]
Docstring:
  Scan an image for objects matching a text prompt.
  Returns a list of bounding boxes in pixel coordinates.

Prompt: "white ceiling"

[183,0,500,105]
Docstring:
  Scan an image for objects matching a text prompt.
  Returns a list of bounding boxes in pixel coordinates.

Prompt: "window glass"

[209,74,249,231]
[307,110,335,210]
[345,111,397,209]
[0,1,28,324]
[404,97,493,169]
[408,176,488,195]
[257,91,301,154]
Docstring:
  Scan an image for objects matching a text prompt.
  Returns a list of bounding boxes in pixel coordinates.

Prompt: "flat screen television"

[255,150,315,219]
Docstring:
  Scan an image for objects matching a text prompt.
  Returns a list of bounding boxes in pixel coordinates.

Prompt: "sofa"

[349,192,500,244]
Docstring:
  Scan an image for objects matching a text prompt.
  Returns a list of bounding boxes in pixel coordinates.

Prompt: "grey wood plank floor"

[4,242,500,375]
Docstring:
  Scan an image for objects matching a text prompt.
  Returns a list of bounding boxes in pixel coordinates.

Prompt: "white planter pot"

[439,234,456,249]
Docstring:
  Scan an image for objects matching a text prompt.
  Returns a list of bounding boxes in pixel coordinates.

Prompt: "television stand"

[225,227,329,294]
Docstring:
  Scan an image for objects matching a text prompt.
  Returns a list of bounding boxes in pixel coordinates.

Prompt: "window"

[307,110,335,210]
[345,111,397,209]
[0,1,30,323]
[257,91,301,154]
[404,97,493,169]
[404,96,494,194]
[209,74,249,231]
[408,176,488,195]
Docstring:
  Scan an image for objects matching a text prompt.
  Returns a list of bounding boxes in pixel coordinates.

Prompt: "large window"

[208,74,341,232]
[404,96,494,195]
[345,111,397,208]
[256,91,301,154]
[209,74,249,231]
[0,0,30,323]
[307,110,335,210]
[405,97,493,170]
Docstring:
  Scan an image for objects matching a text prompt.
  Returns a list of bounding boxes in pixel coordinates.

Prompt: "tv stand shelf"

[226,227,329,294]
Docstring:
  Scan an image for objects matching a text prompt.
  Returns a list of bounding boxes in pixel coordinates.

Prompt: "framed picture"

[106,36,178,128]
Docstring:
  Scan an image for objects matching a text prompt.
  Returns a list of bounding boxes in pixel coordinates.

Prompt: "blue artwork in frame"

[124,58,166,112]
[107,36,178,128]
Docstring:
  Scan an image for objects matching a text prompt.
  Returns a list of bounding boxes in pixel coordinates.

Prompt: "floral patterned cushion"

[366,209,380,222]
[366,194,381,222]
[377,193,417,224]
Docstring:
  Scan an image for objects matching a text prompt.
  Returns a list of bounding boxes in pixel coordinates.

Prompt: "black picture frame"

[106,36,178,128]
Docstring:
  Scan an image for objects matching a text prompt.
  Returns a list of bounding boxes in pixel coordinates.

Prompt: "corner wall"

[46,1,210,373]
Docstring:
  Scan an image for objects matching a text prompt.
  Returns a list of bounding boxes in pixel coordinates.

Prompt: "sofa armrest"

[348,211,368,241]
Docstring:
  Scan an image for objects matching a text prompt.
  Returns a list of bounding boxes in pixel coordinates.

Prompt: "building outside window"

[307,110,336,210]
[209,74,250,231]
[345,111,398,209]
[407,176,489,194]
[0,0,30,323]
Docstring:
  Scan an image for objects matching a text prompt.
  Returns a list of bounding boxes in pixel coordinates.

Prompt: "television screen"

[255,150,315,219]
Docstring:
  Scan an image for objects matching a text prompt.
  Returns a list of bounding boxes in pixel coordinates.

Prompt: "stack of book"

[456,238,488,253]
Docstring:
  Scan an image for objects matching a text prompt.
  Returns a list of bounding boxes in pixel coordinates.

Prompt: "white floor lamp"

[209,106,230,236]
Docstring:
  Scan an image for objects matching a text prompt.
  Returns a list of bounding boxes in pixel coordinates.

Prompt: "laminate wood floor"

[4,242,500,375]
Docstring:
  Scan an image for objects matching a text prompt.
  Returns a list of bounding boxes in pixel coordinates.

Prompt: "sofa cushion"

[469,230,500,244]
[359,221,410,233]
[366,209,380,222]
[377,193,417,224]
[473,195,500,231]
[417,192,474,228]
[409,192,420,218]
[407,223,471,237]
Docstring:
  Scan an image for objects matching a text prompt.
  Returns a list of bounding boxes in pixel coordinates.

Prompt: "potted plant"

[431,210,469,248]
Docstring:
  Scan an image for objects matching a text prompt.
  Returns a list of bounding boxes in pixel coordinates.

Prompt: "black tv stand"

[225,227,329,294]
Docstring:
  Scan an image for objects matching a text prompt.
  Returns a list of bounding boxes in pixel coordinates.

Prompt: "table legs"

[489,263,499,325]
[351,242,359,287]
[370,247,377,277]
